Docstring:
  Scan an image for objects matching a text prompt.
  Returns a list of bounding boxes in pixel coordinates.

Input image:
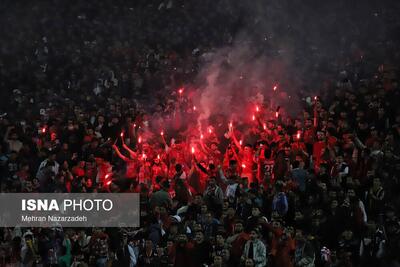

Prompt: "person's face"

[145,240,153,249]
[98,116,105,124]
[205,213,213,223]
[245,259,255,267]
[331,200,338,209]
[234,223,243,233]
[227,207,235,216]
[213,256,223,266]
[347,189,356,198]
[216,235,224,246]
[251,207,260,217]
[49,154,56,162]
[195,232,204,244]
[295,230,303,241]
[373,178,381,188]
[198,204,207,213]
[284,147,290,156]
[170,225,178,234]
[250,231,258,240]
[208,179,216,187]
[194,195,202,205]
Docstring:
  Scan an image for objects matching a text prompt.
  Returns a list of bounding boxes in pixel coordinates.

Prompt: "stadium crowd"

[1,0,400,267]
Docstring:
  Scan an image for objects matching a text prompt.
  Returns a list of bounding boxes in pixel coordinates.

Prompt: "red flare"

[256,106,259,112]
[157,154,160,160]
[263,123,267,130]
[297,131,301,140]
[200,134,204,139]
[120,132,124,137]
[314,96,317,100]
[41,127,46,133]
[105,173,111,179]
[252,115,255,121]
[275,111,279,118]
[208,128,212,134]
[273,85,278,91]
[142,153,146,160]
[229,122,233,129]
[193,106,196,111]
[239,140,243,146]
[160,131,164,136]
[138,136,142,144]
[106,180,112,186]
[191,147,195,154]
[241,163,246,169]
[178,88,184,95]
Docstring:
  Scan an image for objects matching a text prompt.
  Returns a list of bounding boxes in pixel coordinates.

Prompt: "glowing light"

[133,123,136,127]
[241,164,246,168]
[275,111,279,118]
[138,136,142,144]
[314,96,317,101]
[239,140,243,146]
[263,123,267,130]
[41,127,46,133]
[297,131,301,140]
[191,147,195,154]
[208,128,212,134]
[105,173,111,179]
[142,153,146,160]
[193,106,196,111]
[120,132,124,137]
[273,85,278,91]
[157,154,160,160]
[229,122,233,130]
[178,88,184,95]
[256,106,259,112]
[106,180,112,186]
[252,115,255,121]
[200,134,204,139]
[160,131,164,136]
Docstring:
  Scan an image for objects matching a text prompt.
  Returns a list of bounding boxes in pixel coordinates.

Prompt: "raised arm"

[230,130,243,154]
[112,144,130,162]
[121,137,137,159]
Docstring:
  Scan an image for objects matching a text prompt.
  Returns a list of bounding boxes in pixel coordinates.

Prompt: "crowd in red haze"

[1,0,400,267]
